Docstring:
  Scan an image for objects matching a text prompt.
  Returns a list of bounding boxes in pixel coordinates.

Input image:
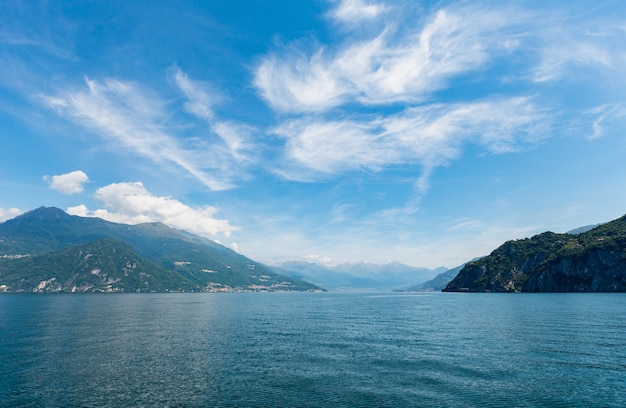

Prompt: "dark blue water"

[1,293,625,407]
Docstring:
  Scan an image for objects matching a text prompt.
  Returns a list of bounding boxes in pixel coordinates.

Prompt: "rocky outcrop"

[444,214,626,292]
[525,250,626,292]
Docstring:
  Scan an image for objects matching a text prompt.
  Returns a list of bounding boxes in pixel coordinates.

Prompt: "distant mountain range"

[396,262,475,292]
[0,207,322,293]
[275,260,446,291]
[444,213,626,292]
[5,206,619,294]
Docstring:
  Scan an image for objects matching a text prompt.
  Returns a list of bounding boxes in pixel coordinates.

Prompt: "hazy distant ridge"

[275,260,446,291]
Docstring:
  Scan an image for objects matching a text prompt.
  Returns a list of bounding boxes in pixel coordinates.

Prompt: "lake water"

[1,292,625,407]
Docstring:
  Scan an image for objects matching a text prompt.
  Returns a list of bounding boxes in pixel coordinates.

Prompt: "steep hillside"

[444,214,626,292]
[0,239,195,292]
[0,207,322,292]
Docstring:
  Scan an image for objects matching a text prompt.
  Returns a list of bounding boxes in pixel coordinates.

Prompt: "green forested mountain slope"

[0,207,322,293]
[0,238,195,292]
[444,214,626,292]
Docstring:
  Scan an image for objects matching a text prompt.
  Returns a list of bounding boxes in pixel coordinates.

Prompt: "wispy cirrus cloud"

[68,181,237,238]
[171,68,256,164]
[254,2,539,187]
[171,67,218,121]
[255,0,624,192]
[255,4,527,113]
[273,97,549,186]
[585,104,626,140]
[531,15,626,83]
[0,4,75,62]
[327,0,389,23]
[42,70,254,191]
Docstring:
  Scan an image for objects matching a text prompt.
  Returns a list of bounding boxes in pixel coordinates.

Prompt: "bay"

[1,292,625,407]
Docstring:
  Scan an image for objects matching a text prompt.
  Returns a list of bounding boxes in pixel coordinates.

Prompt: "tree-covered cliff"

[443,214,626,292]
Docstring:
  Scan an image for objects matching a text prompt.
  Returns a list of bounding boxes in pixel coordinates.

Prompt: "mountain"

[275,261,379,291]
[0,238,194,292]
[396,264,466,292]
[0,207,323,293]
[443,214,626,292]
[275,260,445,291]
[566,224,601,234]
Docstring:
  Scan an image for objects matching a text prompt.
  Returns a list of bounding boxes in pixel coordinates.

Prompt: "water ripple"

[1,293,625,407]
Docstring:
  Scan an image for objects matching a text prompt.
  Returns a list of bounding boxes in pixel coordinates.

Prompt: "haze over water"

[2,292,625,407]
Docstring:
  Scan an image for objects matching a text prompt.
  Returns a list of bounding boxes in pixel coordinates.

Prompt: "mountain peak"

[2,206,71,227]
[0,206,323,292]
[20,206,70,221]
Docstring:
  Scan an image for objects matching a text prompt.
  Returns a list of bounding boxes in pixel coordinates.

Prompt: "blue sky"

[1,0,625,269]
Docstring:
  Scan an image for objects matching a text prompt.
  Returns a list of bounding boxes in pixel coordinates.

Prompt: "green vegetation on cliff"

[444,214,626,292]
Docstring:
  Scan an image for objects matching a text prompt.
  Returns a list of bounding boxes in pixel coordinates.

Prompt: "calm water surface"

[1,292,625,407]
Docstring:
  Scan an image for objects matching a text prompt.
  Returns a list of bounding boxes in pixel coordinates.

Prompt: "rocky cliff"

[524,249,626,292]
[444,214,626,292]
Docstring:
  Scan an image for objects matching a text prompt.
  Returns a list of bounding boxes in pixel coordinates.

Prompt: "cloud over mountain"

[68,182,237,239]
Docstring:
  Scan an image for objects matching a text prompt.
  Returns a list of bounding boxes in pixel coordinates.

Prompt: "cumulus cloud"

[0,207,22,222]
[67,181,238,238]
[43,170,89,194]
[303,254,334,265]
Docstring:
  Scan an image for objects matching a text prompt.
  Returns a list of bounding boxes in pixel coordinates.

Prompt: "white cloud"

[171,68,256,163]
[67,181,238,238]
[585,104,626,140]
[43,170,89,194]
[253,1,626,190]
[328,0,388,23]
[273,97,548,181]
[273,117,389,175]
[303,254,334,265]
[43,72,253,191]
[255,4,526,112]
[255,1,626,191]
[532,21,626,83]
[254,48,352,113]
[172,67,217,121]
[212,121,255,162]
[65,204,88,217]
[0,207,22,222]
